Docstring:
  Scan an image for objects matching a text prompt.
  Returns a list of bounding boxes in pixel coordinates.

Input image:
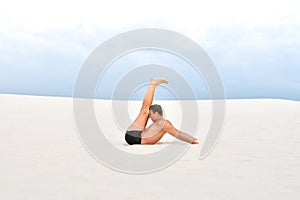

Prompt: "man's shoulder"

[162,119,172,127]
[153,118,168,127]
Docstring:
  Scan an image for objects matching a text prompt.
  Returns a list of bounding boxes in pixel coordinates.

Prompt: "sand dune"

[0,94,299,199]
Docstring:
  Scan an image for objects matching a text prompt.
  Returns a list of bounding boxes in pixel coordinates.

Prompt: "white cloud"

[1,0,299,72]
[1,0,299,34]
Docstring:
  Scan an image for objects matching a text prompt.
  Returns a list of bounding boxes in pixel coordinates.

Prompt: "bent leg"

[127,78,168,131]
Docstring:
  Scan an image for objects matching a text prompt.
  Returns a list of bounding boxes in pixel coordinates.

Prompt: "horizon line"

[0,92,299,102]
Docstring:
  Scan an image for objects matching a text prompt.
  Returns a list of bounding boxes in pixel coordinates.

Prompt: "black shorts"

[125,130,142,145]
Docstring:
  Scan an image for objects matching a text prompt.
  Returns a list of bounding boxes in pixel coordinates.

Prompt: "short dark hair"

[149,104,163,116]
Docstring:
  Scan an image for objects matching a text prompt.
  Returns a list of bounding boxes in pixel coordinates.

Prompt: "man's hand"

[192,138,199,144]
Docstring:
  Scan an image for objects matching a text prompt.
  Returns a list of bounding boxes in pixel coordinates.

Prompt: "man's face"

[149,110,160,122]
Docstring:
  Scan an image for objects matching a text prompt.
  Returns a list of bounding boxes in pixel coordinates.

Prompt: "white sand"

[0,94,299,200]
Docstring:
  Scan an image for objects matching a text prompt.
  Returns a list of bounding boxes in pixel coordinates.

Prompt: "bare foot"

[150,78,168,85]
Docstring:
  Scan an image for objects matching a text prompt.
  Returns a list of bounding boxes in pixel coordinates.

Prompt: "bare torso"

[141,118,166,144]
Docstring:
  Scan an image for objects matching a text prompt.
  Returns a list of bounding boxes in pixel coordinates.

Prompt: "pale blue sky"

[0,0,299,100]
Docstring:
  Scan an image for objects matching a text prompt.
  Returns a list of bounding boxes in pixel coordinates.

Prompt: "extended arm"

[163,120,198,144]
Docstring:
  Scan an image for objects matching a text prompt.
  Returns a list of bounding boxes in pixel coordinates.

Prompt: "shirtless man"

[125,78,199,145]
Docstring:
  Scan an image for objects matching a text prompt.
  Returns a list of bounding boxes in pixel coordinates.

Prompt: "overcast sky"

[0,0,299,100]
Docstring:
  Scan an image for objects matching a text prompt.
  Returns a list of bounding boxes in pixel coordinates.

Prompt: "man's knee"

[140,108,149,116]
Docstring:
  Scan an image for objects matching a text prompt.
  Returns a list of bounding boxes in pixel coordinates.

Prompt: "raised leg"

[127,78,168,131]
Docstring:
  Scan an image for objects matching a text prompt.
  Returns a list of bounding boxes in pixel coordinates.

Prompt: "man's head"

[149,104,163,122]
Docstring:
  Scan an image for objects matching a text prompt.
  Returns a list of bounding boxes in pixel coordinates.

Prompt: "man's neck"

[155,116,163,121]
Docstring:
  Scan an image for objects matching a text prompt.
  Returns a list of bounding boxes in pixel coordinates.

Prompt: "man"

[125,78,199,145]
